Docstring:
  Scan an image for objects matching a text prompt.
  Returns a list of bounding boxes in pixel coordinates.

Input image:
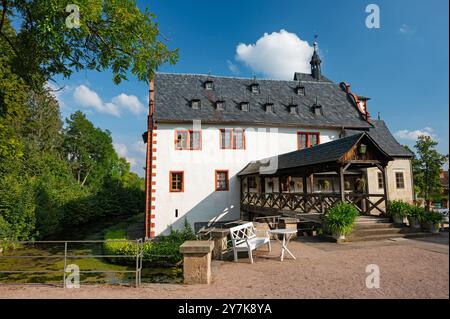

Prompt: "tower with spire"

[310,36,321,80]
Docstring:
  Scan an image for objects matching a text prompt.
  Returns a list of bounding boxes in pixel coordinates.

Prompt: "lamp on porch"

[358,144,367,155]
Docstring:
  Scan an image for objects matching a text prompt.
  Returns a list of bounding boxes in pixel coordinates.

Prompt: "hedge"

[103,220,196,266]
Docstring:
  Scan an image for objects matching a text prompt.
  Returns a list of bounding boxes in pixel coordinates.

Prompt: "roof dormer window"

[264,102,274,113]
[312,98,322,115]
[289,105,298,115]
[215,100,225,111]
[204,80,214,90]
[295,85,305,96]
[250,83,260,93]
[240,102,249,112]
[191,99,201,109]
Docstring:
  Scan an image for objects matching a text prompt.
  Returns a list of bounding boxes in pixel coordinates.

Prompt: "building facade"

[144,45,414,238]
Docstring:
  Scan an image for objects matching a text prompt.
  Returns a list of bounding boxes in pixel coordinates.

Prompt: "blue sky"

[52,0,449,176]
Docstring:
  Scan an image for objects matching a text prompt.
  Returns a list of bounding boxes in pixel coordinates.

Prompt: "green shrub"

[387,200,409,218]
[324,203,359,236]
[422,212,444,225]
[103,219,197,266]
[408,205,426,222]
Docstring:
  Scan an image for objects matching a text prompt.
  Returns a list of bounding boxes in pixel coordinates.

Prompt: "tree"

[413,136,448,208]
[1,0,178,87]
[63,111,115,188]
[25,90,63,153]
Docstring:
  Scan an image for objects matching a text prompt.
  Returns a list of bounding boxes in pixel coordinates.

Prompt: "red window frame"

[215,170,229,191]
[174,130,202,150]
[297,132,320,150]
[219,129,246,150]
[169,171,184,192]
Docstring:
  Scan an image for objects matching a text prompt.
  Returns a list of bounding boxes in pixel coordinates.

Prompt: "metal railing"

[0,239,144,287]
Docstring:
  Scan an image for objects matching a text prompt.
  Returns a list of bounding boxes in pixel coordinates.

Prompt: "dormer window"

[250,83,260,93]
[312,103,322,115]
[240,102,249,112]
[295,86,305,96]
[204,80,214,90]
[264,103,274,113]
[289,105,298,115]
[215,100,225,111]
[191,99,201,109]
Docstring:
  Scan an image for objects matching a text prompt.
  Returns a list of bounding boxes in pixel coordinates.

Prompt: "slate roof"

[346,120,413,158]
[238,132,392,176]
[153,72,371,129]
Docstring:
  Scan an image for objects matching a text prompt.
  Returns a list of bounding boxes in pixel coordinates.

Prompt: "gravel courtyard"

[1,234,448,299]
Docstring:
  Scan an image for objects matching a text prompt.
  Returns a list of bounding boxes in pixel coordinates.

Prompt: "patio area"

[1,233,448,299]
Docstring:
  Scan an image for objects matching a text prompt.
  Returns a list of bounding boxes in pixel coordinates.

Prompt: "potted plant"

[407,205,424,229]
[323,180,330,191]
[422,212,444,233]
[387,200,409,225]
[324,203,359,240]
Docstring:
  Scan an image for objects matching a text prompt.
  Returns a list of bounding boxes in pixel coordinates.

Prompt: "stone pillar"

[180,241,214,284]
[209,228,229,260]
[278,217,299,239]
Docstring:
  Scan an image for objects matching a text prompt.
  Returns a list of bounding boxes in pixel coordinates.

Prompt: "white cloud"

[111,93,145,114]
[235,29,314,80]
[74,85,120,117]
[73,85,145,117]
[394,127,436,141]
[227,60,240,75]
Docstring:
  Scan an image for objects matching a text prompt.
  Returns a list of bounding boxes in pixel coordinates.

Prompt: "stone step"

[345,232,439,242]
[348,227,407,237]
[355,217,391,223]
[354,222,396,230]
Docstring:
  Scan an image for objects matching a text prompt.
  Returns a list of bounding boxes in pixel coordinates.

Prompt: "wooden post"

[303,175,308,214]
[278,176,282,193]
[259,176,265,194]
[382,165,390,211]
[339,166,345,203]
[302,176,308,196]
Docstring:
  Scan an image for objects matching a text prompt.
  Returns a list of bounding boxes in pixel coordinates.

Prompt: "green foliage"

[324,203,359,236]
[412,136,448,202]
[0,1,170,243]
[1,0,178,86]
[387,200,410,218]
[422,212,444,225]
[407,205,426,223]
[63,111,115,189]
[103,220,197,266]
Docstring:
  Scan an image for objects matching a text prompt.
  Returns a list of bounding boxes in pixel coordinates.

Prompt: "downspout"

[145,80,155,239]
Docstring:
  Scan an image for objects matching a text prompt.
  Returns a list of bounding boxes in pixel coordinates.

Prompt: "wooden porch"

[238,132,393,219]
[241,191,386,216]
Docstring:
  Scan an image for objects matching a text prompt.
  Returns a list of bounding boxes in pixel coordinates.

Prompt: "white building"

[143,46,413,238]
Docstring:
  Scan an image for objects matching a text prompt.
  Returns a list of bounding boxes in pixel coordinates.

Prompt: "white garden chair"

[229,222,271,264]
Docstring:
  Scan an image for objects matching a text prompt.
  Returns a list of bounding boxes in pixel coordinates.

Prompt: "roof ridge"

[155,72,335,84]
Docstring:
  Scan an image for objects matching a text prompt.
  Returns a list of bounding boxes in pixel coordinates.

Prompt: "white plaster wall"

[366,158,414,209]
[153,122,340,235]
